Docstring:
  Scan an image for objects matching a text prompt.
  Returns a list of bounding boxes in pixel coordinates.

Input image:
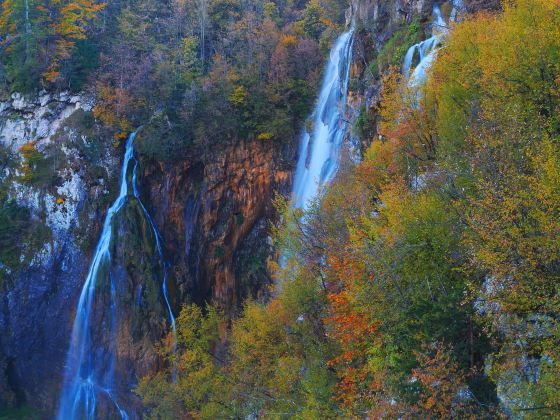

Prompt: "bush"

[0,195,51,284]
[135,113,192,162]
[353,104,377,142]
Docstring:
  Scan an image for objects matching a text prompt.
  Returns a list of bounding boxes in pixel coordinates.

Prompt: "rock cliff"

[136,135,293,313]
[0,90,295,414]
[0,92,120,411]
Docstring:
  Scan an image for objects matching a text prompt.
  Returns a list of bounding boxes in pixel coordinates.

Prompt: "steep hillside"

[136,0,560,418]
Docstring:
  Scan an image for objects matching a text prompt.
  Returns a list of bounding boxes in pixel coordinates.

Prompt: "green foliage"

[0,145,52,284]
[263,1,279,23]
[353,104,377,142]
[375,18,422,73]
[17,142,57,187]
[0,0,105,93]
[135,113,192,162]
[63,38,101,91]
[136,304,227,419]
[0,405,41,419]
[0,194,51,283]
[88,0,342,151]
[301,0,325,41]
[372,0,560,415]
[139,265,339,418]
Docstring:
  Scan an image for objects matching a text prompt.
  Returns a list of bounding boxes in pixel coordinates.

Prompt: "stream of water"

[403,0,463,86]
[57,131,174,419]
[291,26,354,209]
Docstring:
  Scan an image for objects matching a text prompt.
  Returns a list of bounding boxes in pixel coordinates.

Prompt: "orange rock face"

[140,137,293,312]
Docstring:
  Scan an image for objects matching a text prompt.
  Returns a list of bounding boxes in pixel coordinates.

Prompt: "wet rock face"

[0,244,88,411]
[0,93,119,413]
[139,137,293,313]
[80,198,169,417]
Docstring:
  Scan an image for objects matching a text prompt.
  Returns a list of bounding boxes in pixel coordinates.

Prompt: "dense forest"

[1,0,347,151]
[1,0,559,418]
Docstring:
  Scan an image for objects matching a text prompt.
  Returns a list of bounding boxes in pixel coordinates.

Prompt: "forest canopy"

[1,0,347,157]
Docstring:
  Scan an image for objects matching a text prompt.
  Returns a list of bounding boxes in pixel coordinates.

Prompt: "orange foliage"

[324,249,382,408]
[410,343,478,419]
[18,141,40,181]
[279,34,298,48]
[44,0,106,82]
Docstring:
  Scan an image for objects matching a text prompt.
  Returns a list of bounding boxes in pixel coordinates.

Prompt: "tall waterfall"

[58,131,175,419]
[291,27,354,209]
[403,0,463,86]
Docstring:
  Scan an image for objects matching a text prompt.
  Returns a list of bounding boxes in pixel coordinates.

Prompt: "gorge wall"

[0,92,120,411]
[136,133,294,312]
[0,90,295,414]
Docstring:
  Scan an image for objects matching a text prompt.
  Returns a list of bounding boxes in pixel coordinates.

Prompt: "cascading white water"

[291,27,354,209]
[403,0,463,86]
[58,130,175,419]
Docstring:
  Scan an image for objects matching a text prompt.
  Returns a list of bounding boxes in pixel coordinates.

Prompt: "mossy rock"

[375,18,424,74]
[0,405,42,420]
[0,196,52,287]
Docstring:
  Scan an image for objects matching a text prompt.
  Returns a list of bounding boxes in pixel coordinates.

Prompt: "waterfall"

[132,157,176,339]
[403,0,463,86]
[291,26,354,209]
[58,130,175,419]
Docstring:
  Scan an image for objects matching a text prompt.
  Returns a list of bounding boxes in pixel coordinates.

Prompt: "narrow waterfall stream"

[58,130,175,419]
[132,157,176,339]
[403,0,463,86]
[291,27,354,209]
[292,1,463,210]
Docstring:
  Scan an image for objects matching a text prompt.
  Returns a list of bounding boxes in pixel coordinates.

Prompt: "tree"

[136,304,228,419]
[0,0,105,90]
[44,0,106,82]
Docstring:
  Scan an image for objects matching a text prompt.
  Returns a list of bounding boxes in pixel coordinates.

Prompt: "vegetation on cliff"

[1,0,348,155]
[138,0,560,417]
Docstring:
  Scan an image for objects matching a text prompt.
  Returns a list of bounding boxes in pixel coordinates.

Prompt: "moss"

[18,145,58,188]
[215,245,225,258]
[115,198,169,338]
[0,144,14,176]
[6,111,22,121]
[79,233,93,253]
[55,110,114,164]
[353,104,377,142]
[0,195,52,286]
[375,18,424,74]
[0,405,42,419]
[234,237,269,305]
